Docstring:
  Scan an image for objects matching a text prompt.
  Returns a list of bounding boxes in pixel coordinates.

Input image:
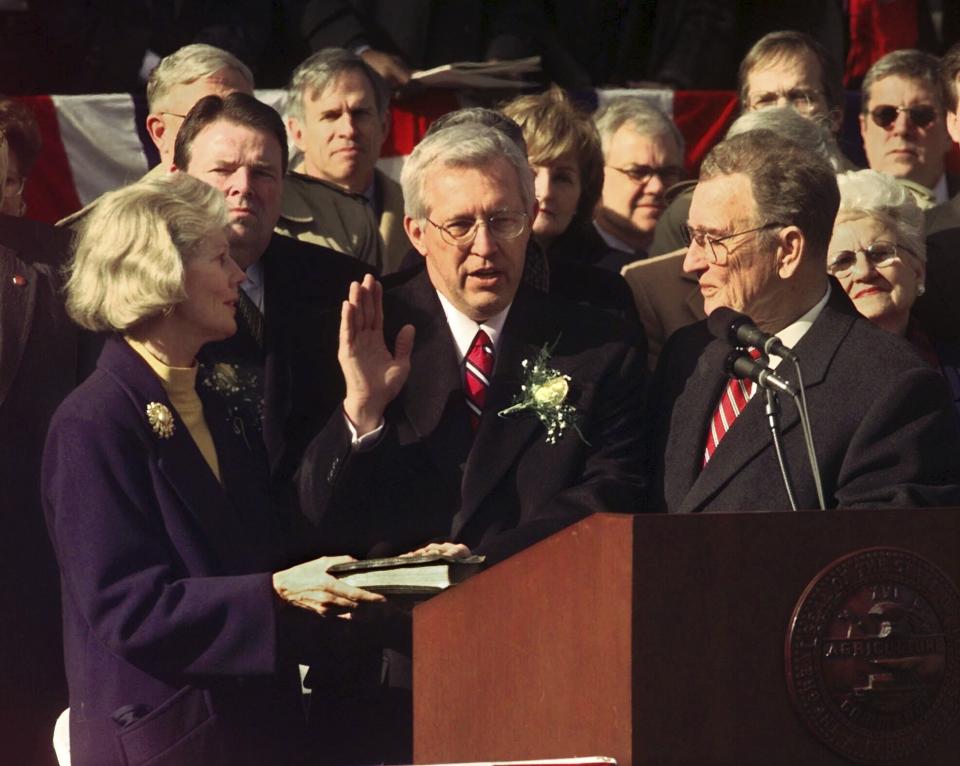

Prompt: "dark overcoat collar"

[669,283,858,513]
[386,273,562,537]
[97,337,271,571]
[0,246,38,407]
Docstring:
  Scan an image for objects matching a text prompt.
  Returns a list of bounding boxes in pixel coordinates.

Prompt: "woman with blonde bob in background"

[829,169,960,412]
[501,86,638,324]
[43,172,382,766]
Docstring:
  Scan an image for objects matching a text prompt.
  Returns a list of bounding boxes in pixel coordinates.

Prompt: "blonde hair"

[66,173,228,332]
[502,87,604,225]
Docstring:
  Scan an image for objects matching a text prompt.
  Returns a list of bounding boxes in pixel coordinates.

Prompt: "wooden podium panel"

[413,510,960,765]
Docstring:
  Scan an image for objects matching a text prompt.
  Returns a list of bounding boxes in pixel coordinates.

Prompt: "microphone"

[707,307,798,361]
[724,350,799,399]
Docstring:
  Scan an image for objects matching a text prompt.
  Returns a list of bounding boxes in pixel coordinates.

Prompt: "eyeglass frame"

[747,87,822,114]
[826,240,911,277]
[866,104,938,130]
[682,221,785,264]
[425,211,530,247]
[606,164,684,187]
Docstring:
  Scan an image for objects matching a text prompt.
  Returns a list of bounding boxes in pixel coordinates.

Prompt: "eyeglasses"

[682,222,783,264]
[749,88,821,114]
[868,104,938,130]
[826,241,909,277]
[160,111,188,120]
[607,164,684,187]
[426,211,529,247]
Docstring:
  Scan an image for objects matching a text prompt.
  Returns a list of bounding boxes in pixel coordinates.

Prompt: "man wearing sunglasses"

[647,130,960,515]
[859,49,955,208]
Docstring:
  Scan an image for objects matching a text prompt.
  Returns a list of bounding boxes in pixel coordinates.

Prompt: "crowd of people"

[3,18,960,766]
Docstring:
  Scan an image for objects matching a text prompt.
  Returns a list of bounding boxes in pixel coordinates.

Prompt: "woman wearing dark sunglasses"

[828,169,960,413]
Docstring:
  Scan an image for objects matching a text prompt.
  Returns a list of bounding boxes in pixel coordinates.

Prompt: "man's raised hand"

[340,274,415,435]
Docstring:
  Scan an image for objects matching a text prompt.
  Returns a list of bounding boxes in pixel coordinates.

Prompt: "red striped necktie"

[464,329,494,431]
[703,348,762,467]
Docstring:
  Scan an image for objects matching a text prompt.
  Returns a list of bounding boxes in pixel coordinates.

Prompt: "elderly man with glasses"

[588,96,685,270]
[646,129,960,515]
[859,49,955,209]
[295,121,647,765]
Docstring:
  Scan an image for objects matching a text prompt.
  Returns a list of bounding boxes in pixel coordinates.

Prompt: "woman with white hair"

[43,172,381,766]
[829,169,960,410]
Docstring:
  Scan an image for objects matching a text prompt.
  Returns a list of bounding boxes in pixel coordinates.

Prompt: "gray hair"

[593,96,684,159]
[401,123,534,220]
[285,47,389,123]
[726,107,846,171]
[835,169,926,262]
[146,44,254,113]
[701,129,839,256]
[861,49,948,113]
[426,107,527,153]
[67,173,229,332]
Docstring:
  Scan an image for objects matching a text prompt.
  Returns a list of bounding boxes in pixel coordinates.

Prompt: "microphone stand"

[764,387,798,511]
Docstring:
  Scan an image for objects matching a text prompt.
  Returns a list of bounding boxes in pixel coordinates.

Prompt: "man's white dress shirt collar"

[764,284,831,370]
[592,220,634,255]
[436,290,511,364]
[241,259,265,314]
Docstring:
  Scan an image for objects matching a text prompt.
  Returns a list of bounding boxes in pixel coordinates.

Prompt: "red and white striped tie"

[703,348,762,466]
[464,329,494,431]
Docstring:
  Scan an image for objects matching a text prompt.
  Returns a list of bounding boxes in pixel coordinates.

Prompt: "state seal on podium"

[785,547,960,763]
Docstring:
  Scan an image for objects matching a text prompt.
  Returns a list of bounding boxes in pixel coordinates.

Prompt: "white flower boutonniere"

[498,339,589,445]
[146,402,175,439]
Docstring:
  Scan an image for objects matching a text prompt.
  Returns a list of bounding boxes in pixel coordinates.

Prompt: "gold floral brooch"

[146,402,175,439]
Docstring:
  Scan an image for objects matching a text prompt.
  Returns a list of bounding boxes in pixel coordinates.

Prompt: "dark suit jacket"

[200,233,373,486]
[298,271,649,565]
[295,271,648,764]
[0,229,77,766]
[554,222,638,273]
[41,338,313,766]
[921,194,960,341]
[648,285,960,514]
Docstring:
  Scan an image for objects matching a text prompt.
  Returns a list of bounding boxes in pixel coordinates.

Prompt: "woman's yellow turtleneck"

[126,337,221,483]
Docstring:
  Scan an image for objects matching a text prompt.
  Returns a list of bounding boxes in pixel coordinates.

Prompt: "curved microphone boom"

[707,307,798,361]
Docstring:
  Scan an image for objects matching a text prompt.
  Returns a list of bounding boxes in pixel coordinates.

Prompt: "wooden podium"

[413,510,960,765]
